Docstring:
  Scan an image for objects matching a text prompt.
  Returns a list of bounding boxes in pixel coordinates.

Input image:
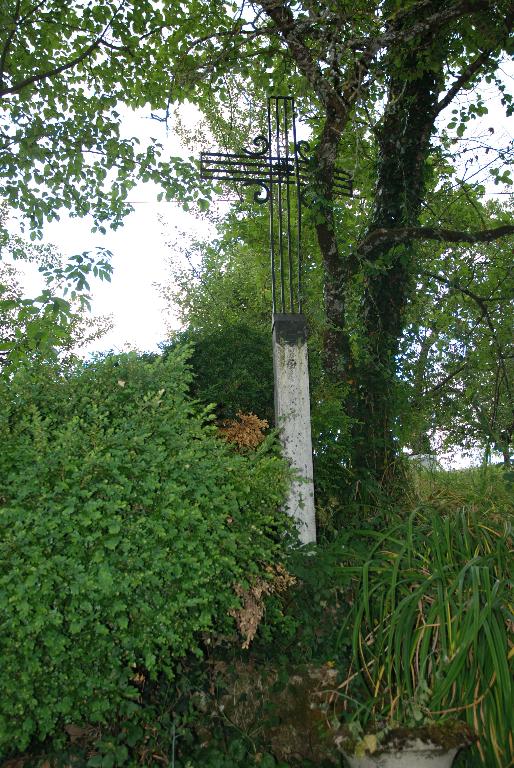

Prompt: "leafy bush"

[0,349,291,756]
[162,324,275,423]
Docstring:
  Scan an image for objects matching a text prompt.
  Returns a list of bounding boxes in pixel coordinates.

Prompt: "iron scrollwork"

[243,180,270,203]
[200,96,353,315]
[295,140,311,163]
[243,134,269,158]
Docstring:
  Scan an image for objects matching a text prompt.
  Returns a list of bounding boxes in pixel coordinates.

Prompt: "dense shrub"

[162,324,275,423]
[0,349,291,755]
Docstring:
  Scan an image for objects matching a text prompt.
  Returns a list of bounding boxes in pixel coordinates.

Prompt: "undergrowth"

[4,465,512,768]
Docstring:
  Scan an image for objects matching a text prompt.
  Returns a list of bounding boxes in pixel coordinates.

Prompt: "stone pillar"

[272,313,316,544]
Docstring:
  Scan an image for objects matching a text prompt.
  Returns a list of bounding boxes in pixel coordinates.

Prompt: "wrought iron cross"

[200,95,352,315]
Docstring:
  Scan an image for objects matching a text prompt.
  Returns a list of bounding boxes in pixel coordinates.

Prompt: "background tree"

[160,0,514,501]
[160,211,274,420]
[399,207,513,465]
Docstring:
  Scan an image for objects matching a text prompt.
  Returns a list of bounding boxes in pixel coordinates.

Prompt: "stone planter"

[339,724,474,768]
[343,739,459,768]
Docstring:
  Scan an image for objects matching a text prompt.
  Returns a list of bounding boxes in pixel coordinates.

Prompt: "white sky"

[12,105,211,355]
[43,192,207,354]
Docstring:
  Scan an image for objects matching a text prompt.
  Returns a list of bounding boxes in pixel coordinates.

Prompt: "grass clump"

[406,464,514,519]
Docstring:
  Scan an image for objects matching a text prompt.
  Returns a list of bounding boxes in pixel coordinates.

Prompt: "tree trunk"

[314,111,352,379]
[500,427,512,467]
[346,64,442,491]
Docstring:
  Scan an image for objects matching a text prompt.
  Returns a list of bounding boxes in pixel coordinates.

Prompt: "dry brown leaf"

[231,564,296,648]
[218,412,268,450]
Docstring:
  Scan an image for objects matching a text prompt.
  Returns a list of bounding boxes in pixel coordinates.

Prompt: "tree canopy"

[159,0,514,485]
[0,0,203,231]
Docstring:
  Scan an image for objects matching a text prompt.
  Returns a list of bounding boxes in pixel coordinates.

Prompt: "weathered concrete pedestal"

[272,314,316,544]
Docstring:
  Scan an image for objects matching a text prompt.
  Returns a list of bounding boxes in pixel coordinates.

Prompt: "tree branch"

[426,360,469,395]
[0,1,126,98]
[359,224,514,256]
[423,270,513,401]
[341,0,490,63]
[18,0,49,27]
[435,5,513,116]
[0,38,104,97]
[0,0,21,91]
[434,48,495,117]
[258,0,352,124]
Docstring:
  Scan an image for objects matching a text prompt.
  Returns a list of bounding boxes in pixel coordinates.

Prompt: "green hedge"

[162,323,275,423]
[0,350,291,755]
